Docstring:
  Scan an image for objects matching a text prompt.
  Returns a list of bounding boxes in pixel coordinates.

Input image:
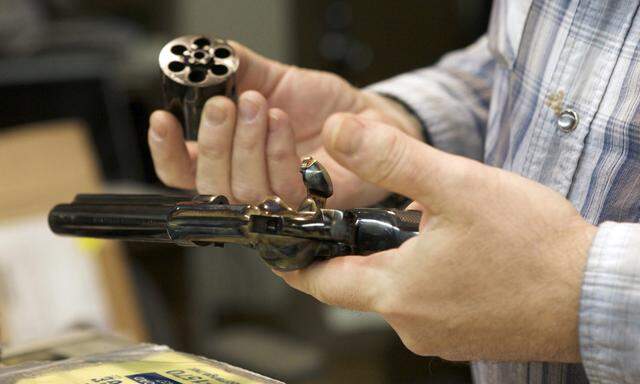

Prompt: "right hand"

[148,42,422,208]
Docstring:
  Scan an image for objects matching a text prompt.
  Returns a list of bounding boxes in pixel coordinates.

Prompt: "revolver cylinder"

[159,35,239,140]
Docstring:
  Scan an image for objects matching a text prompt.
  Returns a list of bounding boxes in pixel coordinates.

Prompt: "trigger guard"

[257,241,318,271]
[257,240,344,271]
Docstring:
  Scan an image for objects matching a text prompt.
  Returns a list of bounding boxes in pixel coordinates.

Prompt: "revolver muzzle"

[48,194,189,242]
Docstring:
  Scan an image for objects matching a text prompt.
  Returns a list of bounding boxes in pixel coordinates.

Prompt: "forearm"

[362,91,424,141]
[366,35,495,160]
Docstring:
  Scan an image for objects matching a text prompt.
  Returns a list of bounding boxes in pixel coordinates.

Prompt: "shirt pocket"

[487,0,533,70]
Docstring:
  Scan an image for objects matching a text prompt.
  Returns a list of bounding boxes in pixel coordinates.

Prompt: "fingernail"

[329,116,364,155]
[239,94,261,122]
[150,123,167,142]
[204,99,227,125]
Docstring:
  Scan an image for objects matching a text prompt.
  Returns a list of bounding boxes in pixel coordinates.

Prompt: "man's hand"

[277,114,597,363]
[147,42,421,208]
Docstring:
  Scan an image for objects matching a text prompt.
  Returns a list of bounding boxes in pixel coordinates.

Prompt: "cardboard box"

[0,120,146,344]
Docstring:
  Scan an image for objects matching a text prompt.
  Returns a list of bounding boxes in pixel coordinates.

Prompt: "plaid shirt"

[369,1,640,383]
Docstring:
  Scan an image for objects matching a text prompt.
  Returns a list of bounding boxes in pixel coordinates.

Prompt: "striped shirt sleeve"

[580,222,640,383]
[366,35,495,160]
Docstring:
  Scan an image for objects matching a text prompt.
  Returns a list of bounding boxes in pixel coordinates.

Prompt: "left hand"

[147,43,421,209]
[276,114,597,363]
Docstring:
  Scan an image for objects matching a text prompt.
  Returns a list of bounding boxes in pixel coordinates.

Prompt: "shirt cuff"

[374,92,432,146]
[365,80,484,160]
[580,221,640,384]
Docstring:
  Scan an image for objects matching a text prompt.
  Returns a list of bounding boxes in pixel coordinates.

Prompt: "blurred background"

[0,0,491,382]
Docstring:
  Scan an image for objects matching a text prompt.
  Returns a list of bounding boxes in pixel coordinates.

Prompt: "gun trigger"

[257,196,292,214]
[192,195,229,204]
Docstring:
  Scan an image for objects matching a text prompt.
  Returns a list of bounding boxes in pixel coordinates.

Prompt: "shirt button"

[557,109,579,132]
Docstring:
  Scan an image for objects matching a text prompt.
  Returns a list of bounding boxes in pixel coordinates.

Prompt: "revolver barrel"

[48,193,422,270]
[49,194,254,246]
[49,194,190,242]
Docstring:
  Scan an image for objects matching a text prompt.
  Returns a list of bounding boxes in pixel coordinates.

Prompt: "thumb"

[323,113,470,212]
[229,41,289,96]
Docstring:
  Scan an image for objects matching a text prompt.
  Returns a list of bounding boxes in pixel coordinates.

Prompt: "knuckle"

[334,259,379,311]
[204,95,233,110]
[367,130,408,184]
[232,184,264,204]
[195,181,210,194]
[195,179,220,195]
[359,108,385,121]
[309,282,349,309]
[266,146,291,163]
[157,170,192,190]
[280,271,302,291]
[155,170,173,187]
[149,140,170,161]
[235,134,261,152]
[402,337,431,356]
[325,112,351,128]
[310,284,332,306]
[374,290,403,319]
[198,139,228,162]
[270,181,289,199]
[321,72,350,92]
[437,157,480,197]
[241,89,265,101]
[273,182,305,205]
[440,351,465,362]
[154,167,175,186]
[387,321,433,357]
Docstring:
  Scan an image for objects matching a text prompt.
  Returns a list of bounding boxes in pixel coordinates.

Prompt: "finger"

[231,91,272,203]
[196,96,236,196]
[275,254,388,311]
[229,41,289,96]
[266,108,306,206]
[322,113,473,212]
[148,110,195,189]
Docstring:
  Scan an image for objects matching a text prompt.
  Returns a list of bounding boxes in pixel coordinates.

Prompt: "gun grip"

[348,208,421,254]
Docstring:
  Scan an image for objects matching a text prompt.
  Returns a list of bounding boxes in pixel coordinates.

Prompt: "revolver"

[49,157,421,271]
[49,35,420,270]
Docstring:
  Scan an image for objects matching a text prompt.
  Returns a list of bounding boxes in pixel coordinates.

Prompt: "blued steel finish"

[299,156,333,211]
[49,158,421,270]
[159,35,239,140]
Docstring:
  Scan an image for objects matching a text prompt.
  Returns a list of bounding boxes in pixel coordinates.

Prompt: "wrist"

[546,219,597,362]
[362,91,424,141]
